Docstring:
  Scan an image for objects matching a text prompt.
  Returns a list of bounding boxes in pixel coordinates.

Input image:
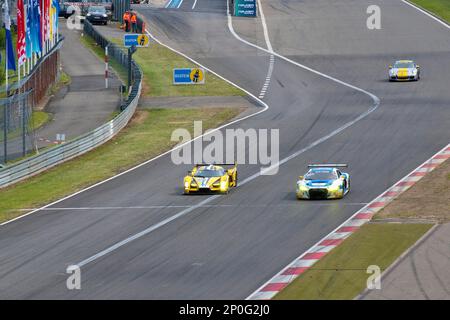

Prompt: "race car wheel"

[234,173,238,187]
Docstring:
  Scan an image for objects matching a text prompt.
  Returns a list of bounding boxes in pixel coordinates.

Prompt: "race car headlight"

[328,181,341,192]
[220,181,228,190]
[212,181,220,187]
[389,69,396,75]
[297,181,308,192]
[184,182,190,188]
[412,69,418,75]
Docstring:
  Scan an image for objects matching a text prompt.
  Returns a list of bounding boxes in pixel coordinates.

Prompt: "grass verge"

[0,107,242,223]
[410,0,450,23]
[275,223,432,300]
[49,71,72,96]
[375,158,450,223]
[31,111,52,130]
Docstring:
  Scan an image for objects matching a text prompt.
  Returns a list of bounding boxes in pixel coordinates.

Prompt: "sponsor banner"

[173,68,205,85]
[234,0,257,17]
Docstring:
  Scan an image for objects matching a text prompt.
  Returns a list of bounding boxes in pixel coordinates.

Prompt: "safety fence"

[0,21,142,188]
[0,90,36,163]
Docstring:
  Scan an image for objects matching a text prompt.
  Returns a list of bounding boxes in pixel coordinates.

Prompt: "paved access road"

[0,0,449,299]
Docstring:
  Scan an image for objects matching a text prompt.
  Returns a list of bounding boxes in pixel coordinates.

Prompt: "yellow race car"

[183,163,237,194]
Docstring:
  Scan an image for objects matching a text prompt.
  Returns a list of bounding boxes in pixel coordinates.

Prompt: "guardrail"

[0,21,142,188]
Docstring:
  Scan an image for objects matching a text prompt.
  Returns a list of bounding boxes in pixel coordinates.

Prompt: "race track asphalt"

[0,0,449,299]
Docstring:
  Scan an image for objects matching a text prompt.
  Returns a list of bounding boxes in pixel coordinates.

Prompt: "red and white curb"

[247,143,450,300]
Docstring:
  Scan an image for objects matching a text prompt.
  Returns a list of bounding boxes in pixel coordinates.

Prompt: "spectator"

[123,10,131,32]
[130,12,138,33]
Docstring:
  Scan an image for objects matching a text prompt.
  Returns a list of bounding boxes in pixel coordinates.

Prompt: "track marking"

[401,0,450,29]
[257,0,274,99]
[165,0,174,8]
[226,0,380,104]
[257,0,273,53]
[259,55,274,99]
[192,0,198,10]
[76,195,220,268]
[177,0,183,9]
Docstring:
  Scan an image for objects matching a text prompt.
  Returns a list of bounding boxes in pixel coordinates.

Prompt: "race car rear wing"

[195,163,237,167]
[308,164,348,168]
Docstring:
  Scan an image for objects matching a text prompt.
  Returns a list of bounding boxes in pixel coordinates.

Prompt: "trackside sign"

[173,68,205,85]
[234,0,257,17]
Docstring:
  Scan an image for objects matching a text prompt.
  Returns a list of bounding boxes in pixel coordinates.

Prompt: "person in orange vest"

[130,12,138,33]
[123,11,131,32]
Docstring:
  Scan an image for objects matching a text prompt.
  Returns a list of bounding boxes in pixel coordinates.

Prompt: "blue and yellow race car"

[296,164,350,200]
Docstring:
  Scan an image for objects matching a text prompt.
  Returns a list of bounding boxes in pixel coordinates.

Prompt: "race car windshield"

[195,169,224,177]
[305,171,337,180]
[394,62,414,68]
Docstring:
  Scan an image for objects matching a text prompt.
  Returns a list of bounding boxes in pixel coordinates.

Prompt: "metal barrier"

[0,21,142,188]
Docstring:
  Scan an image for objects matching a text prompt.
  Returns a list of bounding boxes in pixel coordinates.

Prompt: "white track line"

[259,55,274,99]
[402,0,450,29]
[192,0,197,10]
[177,0,183,9]
[257,0,273,53]
[165,0,174,8]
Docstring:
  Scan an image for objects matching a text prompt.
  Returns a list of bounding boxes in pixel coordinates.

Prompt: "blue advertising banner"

[173,68,205,85]
[234,0,257,17]
[123,34,150,48]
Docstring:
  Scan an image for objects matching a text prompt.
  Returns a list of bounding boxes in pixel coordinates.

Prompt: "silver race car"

[388,60,420,81]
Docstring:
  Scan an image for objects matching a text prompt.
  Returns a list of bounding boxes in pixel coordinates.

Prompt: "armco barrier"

[0,21,142,188]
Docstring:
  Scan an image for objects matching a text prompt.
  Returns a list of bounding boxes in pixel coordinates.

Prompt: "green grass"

[49,71,71,95]
[410,0,450,23]
[109,37,244,97]
[30,111,51,130]
[274,223,432,300]
[0,107,241,223]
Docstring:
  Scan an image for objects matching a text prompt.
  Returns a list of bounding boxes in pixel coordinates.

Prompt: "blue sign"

[173,68,205,85]
[123,34,150,48]
[234,0,257,17]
